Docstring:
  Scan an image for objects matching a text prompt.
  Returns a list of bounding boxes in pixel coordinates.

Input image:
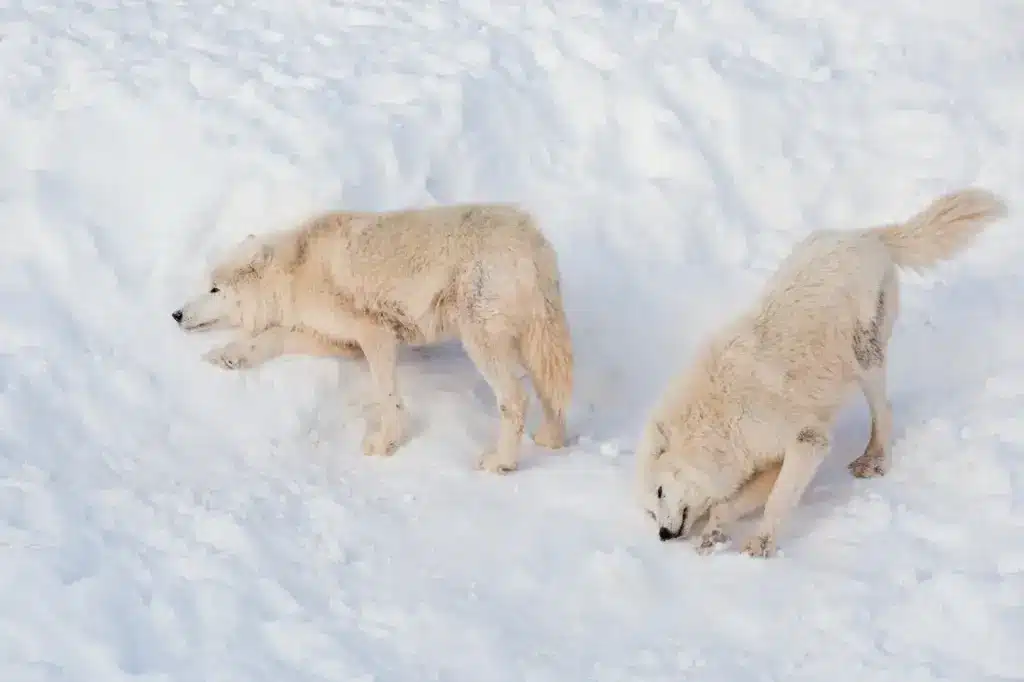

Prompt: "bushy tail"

[870,187,1008,272]
[520,296,573,438]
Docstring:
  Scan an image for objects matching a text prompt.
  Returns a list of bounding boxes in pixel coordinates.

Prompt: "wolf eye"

[209,287,220,294]
[657,486,663,499]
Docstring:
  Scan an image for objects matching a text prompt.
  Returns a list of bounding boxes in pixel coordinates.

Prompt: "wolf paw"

[696,528,729,555]
[532,422,565,450]
[742,533,776,558]
[362,428,399,457]
[848,451,889,478]
[477,451,518,474]
[203,344,252,370]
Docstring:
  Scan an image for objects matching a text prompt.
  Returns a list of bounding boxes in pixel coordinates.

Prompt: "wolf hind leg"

[849,363,892,478]
[462,323,527,474]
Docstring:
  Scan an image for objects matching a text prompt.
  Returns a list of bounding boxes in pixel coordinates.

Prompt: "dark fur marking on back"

[796,427,828,448]
[853,289,886,369]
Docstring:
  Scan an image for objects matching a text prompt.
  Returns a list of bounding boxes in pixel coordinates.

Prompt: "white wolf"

[171,204,573,473]
[635,188,1008,557]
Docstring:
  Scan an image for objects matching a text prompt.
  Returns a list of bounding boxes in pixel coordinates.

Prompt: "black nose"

[171,310,183,323]
[659,526,680,542]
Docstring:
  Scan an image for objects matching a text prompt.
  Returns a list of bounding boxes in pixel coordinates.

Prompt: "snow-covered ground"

[2,0,1023,680]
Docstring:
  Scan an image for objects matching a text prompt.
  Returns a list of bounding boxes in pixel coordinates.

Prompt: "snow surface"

[2,0,1023,680]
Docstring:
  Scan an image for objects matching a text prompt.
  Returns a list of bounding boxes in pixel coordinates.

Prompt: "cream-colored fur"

[635,188,1008,557]
[172,204,573,473]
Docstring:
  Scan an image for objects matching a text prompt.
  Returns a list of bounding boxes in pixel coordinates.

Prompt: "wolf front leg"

[697,463,781,555]
[279,329,364,360]
[357,329,406,457]
[741,428,829,558]
[203,326,294,370]
[299,310,407,456]
[460,326,527,474]
[203,326,362,370]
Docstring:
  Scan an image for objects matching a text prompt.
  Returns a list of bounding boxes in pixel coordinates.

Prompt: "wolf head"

[171,234,285,333]
[635,420,724,542]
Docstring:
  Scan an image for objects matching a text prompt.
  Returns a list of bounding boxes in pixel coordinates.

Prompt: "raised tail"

[870,187,1008,272]
[519,296,573,449]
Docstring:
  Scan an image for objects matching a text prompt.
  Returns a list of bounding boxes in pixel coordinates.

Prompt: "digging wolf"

[171,204,573,473]
[635,188,1007,557]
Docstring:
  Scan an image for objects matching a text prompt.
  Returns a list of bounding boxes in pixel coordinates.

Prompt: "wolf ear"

[652,422,670,459]
[250,243,274,269]
[637,421,670,464]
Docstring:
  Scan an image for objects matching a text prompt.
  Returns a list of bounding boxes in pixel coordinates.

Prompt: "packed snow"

[1,0,1023,680]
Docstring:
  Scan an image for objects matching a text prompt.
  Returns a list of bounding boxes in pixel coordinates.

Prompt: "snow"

[1,0,1022,679]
